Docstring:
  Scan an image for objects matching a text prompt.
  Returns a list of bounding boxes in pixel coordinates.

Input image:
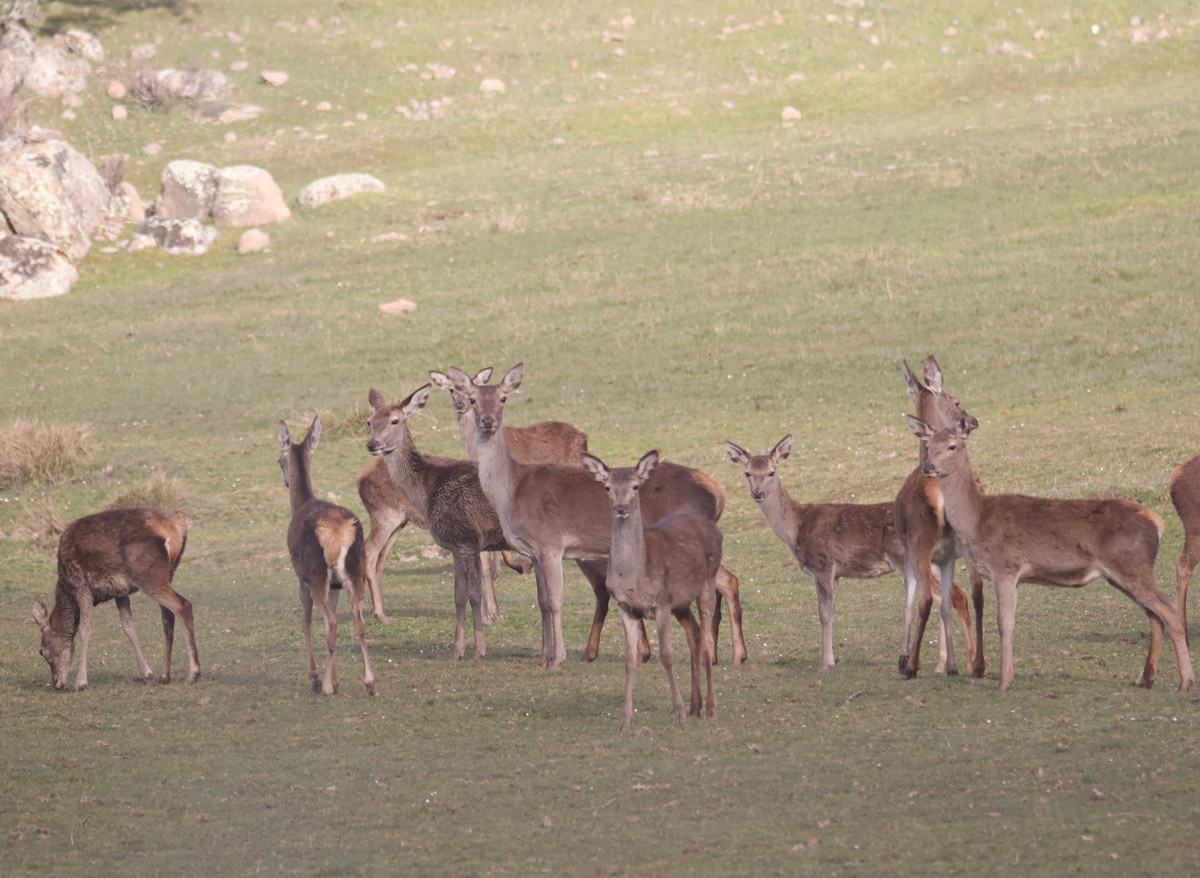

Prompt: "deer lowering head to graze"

[911,413,1194,692]
[582,450,719,731]
[453,363,746,670]
[365,385,514,662]
[895,355,982,680]
[277,417,376,696]
[1169,454,1200,642]
[725,435,906,672]
[31,507,199,691]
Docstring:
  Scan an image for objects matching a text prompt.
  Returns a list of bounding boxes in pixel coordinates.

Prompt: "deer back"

[357,458,428,529]
[790,501,904,578]
[508,420,589,465]
[57,508,188,605]
[1170,455,1200,526]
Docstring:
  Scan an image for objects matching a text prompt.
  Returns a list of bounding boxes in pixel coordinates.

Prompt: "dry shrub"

[13,495,65,550]
[131,64,224,111]
[309,400,372,440]
[106,470,188,515]
[0,419,93,486]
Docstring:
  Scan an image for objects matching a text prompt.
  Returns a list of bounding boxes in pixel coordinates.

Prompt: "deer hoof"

[972,668,985,679]
[310,676,322,694]
[366,681,378,697]
[185,672,199,685]
[945,667,959,677]
[374,613,392,625]
[898,655,909,675]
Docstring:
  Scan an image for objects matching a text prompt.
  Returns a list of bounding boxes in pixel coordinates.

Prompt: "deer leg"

[328,587,341,693]
[312,582,338,696]
[905,558,938,679]
[468,552,487,661]
[899,563,919,675]
[675,607,703,719]
[544,558,568,670]
[115,596,154,683]
[814,571,838,672]
[970,564,986,678]
[482,551,503,624]
[346,576,377,696]
[656,608,686,725]
[618,606,641,732]
[74,591,95,691]
[530,558,555,669]
[936,561,959,676]
[698,582,718,718]
[1177,537,1198,647]
[150,587,199,685]
[502,550,533,575]
[300,582,319,692]
[994,578,1018,691]
[577,558,608,663]
[451,552,469,662]
[716,564,747,665]
[158,604,175,684]
[363,513,406,624]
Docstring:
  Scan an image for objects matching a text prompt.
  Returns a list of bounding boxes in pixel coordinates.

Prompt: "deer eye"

[632,484,639,491]
[469,397,476,405]
[604,486,610,492]
[769,471,775,478]
[390,418,399,425]
[501,396,508,403]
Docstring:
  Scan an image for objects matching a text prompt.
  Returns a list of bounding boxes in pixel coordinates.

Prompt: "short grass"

[1,0,1199,875]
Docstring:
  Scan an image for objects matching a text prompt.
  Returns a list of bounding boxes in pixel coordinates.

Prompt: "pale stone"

[211,165,291,226]
[24,44,91,97]
[0,137,108,259]
[111,104,128,120]
[237,228,269,253]
[229,60,249,71]
[479,78,505,94]
[0,236,78,300]
[315,101,332,111]
[64,29,104,63]
[378,299,417,315]
[135,67,230,103]
[296,173,386,210]
[142,142,163,156]
[260,70,289,86]
[781,105,802,121]
[154,160,218,220]
[192,102,264,124]
[107,79,127,99]
[129,217,218,255]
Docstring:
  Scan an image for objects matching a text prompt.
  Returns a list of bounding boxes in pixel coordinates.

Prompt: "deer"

[430,365,591,618]
[1169,454,1200,642]
[725,435,906,672]
[895,355,983,680]
[366,385,536,662]
[31,507,200,691]
[581,450,720,731]
[453,362,746,670]
[911,413,1194,692]
[277,417,376,696]
[356,458,425,625]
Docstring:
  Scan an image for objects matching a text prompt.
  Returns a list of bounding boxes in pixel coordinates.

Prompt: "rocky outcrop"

[211,165,290,226]
[296,173,386,210]
[0,235,79,300]
[128,217,218,256]
[153,160,218,220]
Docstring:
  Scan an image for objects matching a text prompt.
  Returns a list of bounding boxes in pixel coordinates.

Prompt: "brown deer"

[725,435,906,671]
[454,362,746,670]
[1169,454,1200,641]
[911,413,1194,692]
[895,355,982,679]
[366,385,533,661]
[582,450,719,731]
[31,507,199,691]
[357,458,425,625]
[277,417,376,696]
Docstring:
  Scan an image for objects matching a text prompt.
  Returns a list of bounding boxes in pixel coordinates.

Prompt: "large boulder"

[154,160,218,220]
[23,44,91,98]
[297,173,386,210]
[0,235,78,300]
[211,165,290,226]
[0,136,108,259]
[133,67,230,105]
[129,217,218,255]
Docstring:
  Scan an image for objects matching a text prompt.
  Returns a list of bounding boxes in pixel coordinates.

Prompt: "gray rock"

[134,67,230,104]
[23,44,92,98]
[154,159,218,220]
[192,102,264,125]
[94,181,145,240]
[212,165,290,226]
[237,228,269,254]
[296,173,386,210]
[129,217,218,256]
[63,30,105,63]
[0,235,78,300]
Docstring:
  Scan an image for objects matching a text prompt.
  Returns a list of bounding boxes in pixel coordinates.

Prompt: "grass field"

[2,0,1199,874]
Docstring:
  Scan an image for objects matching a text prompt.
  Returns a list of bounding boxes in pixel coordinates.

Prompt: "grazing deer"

[366,385,527,661]
[357,458,425,625]
[31,507,199,691]
[430,366,591,618]
[277,417,376,696]
[895,355,982,679]
[911,414,1194,691]
[582,450,719,731]
[725,435,906,671]
[1169,454,1200,641]
[454,362,746,669]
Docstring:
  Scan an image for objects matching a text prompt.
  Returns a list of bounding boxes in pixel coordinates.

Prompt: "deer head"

[582,450,660,519]
[901,355,978,434]
[365,386,431,456]
[724,436,792,503]
[276,416,321,489]
[454,363,523,437]
[31,598,72,690]
[908,411,976,477]
[430,367,493,415]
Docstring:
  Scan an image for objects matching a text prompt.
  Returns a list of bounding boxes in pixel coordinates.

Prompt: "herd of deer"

[31,356,1200,730]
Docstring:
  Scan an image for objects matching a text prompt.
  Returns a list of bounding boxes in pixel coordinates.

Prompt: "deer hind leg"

[311,581,338,696]
[1177,536,1199,647]
[363,513,406,624]
[697,582,718,718]
[715,564,747,666]
[299,581,319,692]
[150,587,199,685]
[115,595,154,683]
[904,556,939,679]
[674,607,703,718]
[482,551,503,624]
[969,564,986,678]
[656,608,687,724]
[618,606,641,731]
[934,561,961,676]
[1119,577,1194,692]
[346,574,377,696]
[814,571,838,672]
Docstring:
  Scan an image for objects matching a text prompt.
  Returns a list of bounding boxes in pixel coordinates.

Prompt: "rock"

[781,105,802,121]
[192,102,263,124]
[0,235,78,300]
[296,173,386,210]
[24,44,91,98]
[260,70,288,86]
[211,165,291,226]
[63,30,105,63]
[61,92,83,109]
[315,101,332,111]
[111,104,128,120]
[107,79,127,99]
[94,181,145,239]
[0,136,109,259]
[129,217,218,255]
[229,60,249,72]
[479,78,505,94]
[133,67,230,104]
[237,228,269,254]
[378,298,417,314]
[0,24,36,81]
[154,159,218,220]
[142,142,163,156]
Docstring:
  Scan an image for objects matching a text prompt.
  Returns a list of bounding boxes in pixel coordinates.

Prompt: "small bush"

[13,495,65,550]
[106,470,188,515]
[0,419,92,486]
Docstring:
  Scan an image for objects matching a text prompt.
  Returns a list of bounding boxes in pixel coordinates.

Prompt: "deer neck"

[50,583,81,636]
[935,451,985,542]
[287,454,317,515]
[758,479,801,549]
[456,409,479,461]
[608,503,647,585]
[379,428,433,520]
[473,418,519,521]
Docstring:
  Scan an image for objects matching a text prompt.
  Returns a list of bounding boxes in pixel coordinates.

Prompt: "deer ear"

[770,435,793,464]
[955,410,978,439]
[635,450,659,481]
[580,454,608,484]
[404,384,432,415]
[32,598,49,631]
[446,366,472,393]
[306,416,322,450]
[368,387,386,411]
[724,440,750,466]
[923,355,944,394]
[907,415,935,441]
[500,363,524,394]
[473,367,494,385]
[901,358,922,400]
[276,420,292,452]
[428,370,452,390]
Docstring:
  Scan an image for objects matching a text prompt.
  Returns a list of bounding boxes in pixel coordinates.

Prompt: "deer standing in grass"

[725,436,906,671]
[277,417,376,696]
[582,450,719,731]
[455,363,746,669]
[1169,454,1200,641]
[895,355,982,679]
[31,507,199,691]
[911,413,1194,691]
[357,458,425,625]
[366,385,522,661]
[430,366,591,621]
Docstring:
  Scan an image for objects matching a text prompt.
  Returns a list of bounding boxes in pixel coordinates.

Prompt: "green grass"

[2,0,1199,874]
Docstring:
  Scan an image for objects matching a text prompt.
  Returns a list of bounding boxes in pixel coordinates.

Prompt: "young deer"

[366,385,520,661]
[912,413,1194,692]
[725,435,905,671]
[455,363,746,669]
[582,450,719,731]
[895,355,982,679]
[277,417,376,696]
[31,507,200,691]
[357,457,426,625]
[1169,454,1200,641]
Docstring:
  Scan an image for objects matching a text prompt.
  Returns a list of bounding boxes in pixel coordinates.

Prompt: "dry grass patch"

[105,470,189,515]
[0,418,92,486]
[11,495,65,549]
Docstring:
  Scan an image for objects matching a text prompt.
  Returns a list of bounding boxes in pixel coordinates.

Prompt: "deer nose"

[366,439,378,452]
[750,490,765,502]
[479,415,497,431]
[921,464,936,476]
[612,504,629,518]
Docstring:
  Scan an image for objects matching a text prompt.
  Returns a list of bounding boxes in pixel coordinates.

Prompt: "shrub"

[106,470,189,515]
[0,419,92,486]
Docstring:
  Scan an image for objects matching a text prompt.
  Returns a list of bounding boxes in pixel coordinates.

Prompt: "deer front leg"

[994,578,1018,691]
[716,564,747,665]
[675,607,703,719]
[899,563,919,676]
[451,552,470,662]
[618,607,641,731]
[656,608,686,725]
[115,595,154,683]
[970,564,986,678]
[482,551,503,624]
[466,552,487,661]
[905,559,939,679]
[813,571,837,672]
[936,560,959,676]
[530,558,555,668]
[74,591,95,691]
